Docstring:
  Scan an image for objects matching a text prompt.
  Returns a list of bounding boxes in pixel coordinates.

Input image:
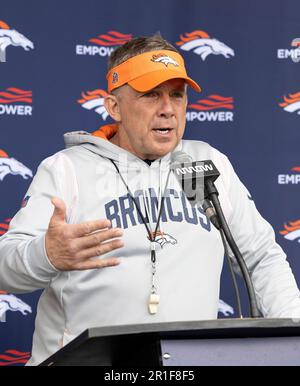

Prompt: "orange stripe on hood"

[92,124,118,140]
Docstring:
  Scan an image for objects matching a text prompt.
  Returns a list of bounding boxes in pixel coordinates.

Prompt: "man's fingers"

[70,219,112,238]
[73,257,121,271]
[74,228,123,250]
[77,238,124,261]
[50,197,67,224]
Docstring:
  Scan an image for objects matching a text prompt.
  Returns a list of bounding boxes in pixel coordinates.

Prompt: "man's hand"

[45,197,124,271]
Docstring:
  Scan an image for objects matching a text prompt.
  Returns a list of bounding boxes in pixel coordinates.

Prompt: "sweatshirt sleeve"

[0,152,78,293]
[214,150,300,318]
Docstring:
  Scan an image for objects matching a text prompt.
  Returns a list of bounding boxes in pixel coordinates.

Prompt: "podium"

[40,318,300,366]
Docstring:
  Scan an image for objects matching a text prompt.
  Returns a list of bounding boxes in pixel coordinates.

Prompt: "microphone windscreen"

[170,151,193,166]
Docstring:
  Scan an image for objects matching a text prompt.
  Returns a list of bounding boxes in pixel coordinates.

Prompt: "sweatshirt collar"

[65,124,182,166]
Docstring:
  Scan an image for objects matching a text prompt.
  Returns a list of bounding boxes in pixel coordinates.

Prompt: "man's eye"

[143,92,158,97]
[172,92,184,98]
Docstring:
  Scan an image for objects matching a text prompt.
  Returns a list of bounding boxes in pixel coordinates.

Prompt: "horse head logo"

[280,220,300,243]
[0,292,32,321]
[151,53,179,67]
[0,150,33,181]
[77,89,109,121]
[177,30,234,61]
[218,299,234,317]
[0,21,34,63]
[148,231,178,249]
[279,92,300,115]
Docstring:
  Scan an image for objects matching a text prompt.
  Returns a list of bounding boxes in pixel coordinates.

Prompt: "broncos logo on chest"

[148,231,177,248]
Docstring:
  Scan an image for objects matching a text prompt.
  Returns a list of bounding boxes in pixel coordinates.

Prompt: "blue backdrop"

[1,0,300,365]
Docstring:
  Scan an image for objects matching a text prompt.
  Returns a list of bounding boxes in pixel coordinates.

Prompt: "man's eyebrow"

[152,86,186,92]
[171,87,187,94]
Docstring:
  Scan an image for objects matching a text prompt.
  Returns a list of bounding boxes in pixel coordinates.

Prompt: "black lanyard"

[109,159,171,264]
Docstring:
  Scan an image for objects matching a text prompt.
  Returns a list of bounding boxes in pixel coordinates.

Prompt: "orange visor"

[107,50,201,93]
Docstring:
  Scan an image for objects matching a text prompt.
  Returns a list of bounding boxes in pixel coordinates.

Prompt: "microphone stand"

[203,199,243,318]
[205,179,261,318]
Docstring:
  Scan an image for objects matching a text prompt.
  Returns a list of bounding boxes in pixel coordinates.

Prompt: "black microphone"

[171,152,220,205]
[171,152,220,228]
[171,151,261,318]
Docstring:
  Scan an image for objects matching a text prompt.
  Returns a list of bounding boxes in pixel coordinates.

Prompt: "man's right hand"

[45,197,124,271]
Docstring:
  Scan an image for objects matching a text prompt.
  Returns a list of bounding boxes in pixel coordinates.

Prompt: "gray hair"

[108,33,179,71]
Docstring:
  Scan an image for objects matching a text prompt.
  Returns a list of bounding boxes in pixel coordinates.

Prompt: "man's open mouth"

[152,128,173,134]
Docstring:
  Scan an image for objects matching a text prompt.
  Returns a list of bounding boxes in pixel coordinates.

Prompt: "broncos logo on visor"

[177,30,234,61]
[151,53,179,67]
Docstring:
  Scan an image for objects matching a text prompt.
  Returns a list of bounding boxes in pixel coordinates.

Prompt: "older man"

[1,34,300,365]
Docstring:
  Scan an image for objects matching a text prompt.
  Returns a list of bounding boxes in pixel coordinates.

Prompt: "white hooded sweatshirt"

[0,129,300,366]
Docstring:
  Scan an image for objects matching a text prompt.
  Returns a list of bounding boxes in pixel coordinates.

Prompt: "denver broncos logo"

[0,291,32,321]
[89,31,132,46]
[218,299,234,317]
[176,30,234,61]
[148,231,177,248]
[151,53,179,67]
[77,89,109,120]
[279,92,300,114]
[0,149,33,181]
[0,20,34,63]
[280,220,300,243]
[188,95,234,110]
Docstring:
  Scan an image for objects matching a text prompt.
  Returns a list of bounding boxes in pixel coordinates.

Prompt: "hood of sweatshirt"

[63,123,182,169]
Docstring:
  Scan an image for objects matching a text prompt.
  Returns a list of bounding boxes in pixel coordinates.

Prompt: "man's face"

[109,79,187,160]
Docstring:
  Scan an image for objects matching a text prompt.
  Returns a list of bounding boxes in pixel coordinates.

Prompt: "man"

[1,34,300,365]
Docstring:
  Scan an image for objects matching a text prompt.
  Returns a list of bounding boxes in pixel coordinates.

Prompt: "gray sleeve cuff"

[24,234,60,281]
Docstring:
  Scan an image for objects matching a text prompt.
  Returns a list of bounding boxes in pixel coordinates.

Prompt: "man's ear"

[104,93,121,122]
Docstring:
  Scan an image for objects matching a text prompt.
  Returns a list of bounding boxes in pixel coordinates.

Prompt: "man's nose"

[157,94,175,118]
